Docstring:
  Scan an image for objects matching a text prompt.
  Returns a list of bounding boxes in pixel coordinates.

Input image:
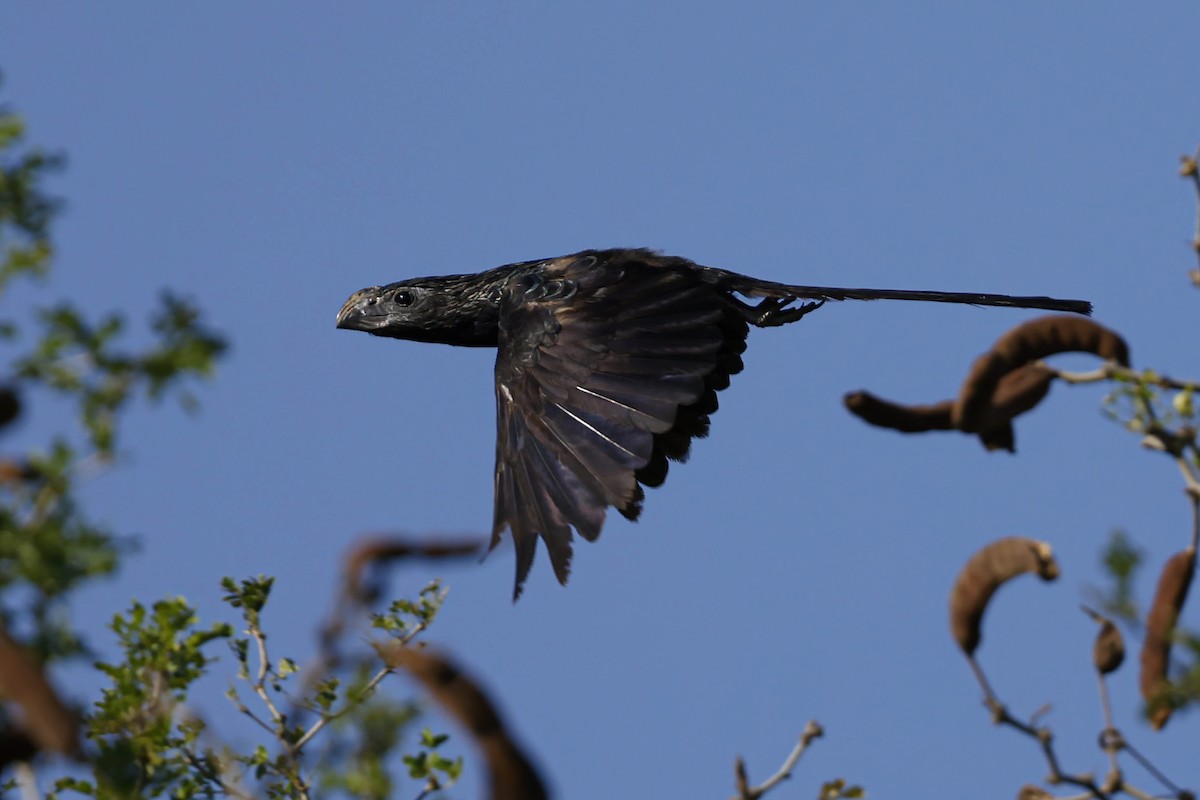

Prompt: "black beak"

[336,289,381,332]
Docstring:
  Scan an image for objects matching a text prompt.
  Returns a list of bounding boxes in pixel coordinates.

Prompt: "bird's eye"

[393,290,414,306]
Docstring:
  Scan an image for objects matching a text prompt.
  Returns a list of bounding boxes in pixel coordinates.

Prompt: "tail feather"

[768,284,1092,315]
[687,262,1092,315]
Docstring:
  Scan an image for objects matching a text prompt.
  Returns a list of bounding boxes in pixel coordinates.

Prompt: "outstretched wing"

[491,251,748,598]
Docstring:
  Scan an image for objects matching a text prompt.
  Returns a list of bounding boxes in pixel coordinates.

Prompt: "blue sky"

[3,3,1199,797]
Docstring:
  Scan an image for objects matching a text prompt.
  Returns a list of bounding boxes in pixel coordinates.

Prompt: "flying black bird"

[337,248,1090,598]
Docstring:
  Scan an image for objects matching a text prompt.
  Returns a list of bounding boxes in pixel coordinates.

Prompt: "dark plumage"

[337,248,1090,597]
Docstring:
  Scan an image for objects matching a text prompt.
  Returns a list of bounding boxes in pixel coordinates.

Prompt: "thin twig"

[1094,675,1122,792]
[291,615,431,751]
[1183,148,1200,283]
[235,623,315,800]
[1051,363,1200,393]
[14,762,39,800]
[181,747,256,800]
[730,721,823,800]
[1050,363,1200,504]
[292,665,393,751]
[229,691,280,738]
[983,698,1109,799]
[290,536,480,729]
[1190,489,1200,553]
[249,626,285,728]
[1173,454,1200,502]
[967,655,999,706]
[1120,784,1157,800]
[1121,739,1189,799]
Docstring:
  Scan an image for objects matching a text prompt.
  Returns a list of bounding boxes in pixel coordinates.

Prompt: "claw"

[754,297,825,327]
[725,294,828,327]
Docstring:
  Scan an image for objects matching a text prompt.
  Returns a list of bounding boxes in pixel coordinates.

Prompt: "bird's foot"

[749,296,826,327]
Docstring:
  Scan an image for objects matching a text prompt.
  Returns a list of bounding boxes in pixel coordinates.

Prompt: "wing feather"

[492,251,750,594]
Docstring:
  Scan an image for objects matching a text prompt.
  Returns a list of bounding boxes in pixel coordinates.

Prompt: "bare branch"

[1181,149,1200,286]
[730,721,824,800]
[249,625,286,729]
[292,664,392,752]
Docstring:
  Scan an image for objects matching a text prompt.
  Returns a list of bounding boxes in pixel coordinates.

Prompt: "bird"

[337,248,1090,598]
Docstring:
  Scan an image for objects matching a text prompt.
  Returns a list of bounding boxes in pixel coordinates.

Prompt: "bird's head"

[336,283,425,336]
[336,275,502,346]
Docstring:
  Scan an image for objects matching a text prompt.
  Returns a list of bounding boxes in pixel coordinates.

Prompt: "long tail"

[765,284,1092,315]
[693,263,1092,316]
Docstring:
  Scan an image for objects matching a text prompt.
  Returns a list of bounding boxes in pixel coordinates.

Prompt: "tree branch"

[730,721,824,800]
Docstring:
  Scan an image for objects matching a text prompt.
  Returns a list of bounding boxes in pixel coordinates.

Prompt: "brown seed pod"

[954,316,1130,433]
[988,363,1056,422]
[0,623,78,757]
[376,644,548,800]
[846,363,1055,453]
[1017,786,1054,800]
[976,422,1015,453]
[842,391,954,433]
[1139,547,1195,730]
[974,365,1056,452]
[342,536,483,603]
[1081,606,1125,675]
[949,537,1060,655]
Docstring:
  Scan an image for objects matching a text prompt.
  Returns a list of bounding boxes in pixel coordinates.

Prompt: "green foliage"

[0,437,129,662]
[314,662,421,800]
[1096,530,1200,726]
[820,779,865,799]
[221,575,273,630]
[401,727,463,795]
[50,577,456,800]
[0,91,227,673]
[51,598,233,799]
[1098,530,1143,623]
[0,98,59,293]
[0,90,457,800]
[371,579,448,637]
[16,292,227,455]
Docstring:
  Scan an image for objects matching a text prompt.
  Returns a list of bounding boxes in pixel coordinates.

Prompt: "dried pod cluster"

[845,316,1129,452]
[949,537,1060,655]
[1139,547,1196,731]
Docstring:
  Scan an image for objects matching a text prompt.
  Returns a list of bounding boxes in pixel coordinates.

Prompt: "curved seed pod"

[949,537,1060,655]
[843,392,954,432]
[342,536,483,603]
[973,364,1056,452]
[1139,548,1195,730]
[0,623,78,757]
[977,422,1016,453]
[954,316,1130,432]
[1082,606,1125,675]
[988,364,1056,422]
[974,367,1051,453]
[376,644,548,800]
